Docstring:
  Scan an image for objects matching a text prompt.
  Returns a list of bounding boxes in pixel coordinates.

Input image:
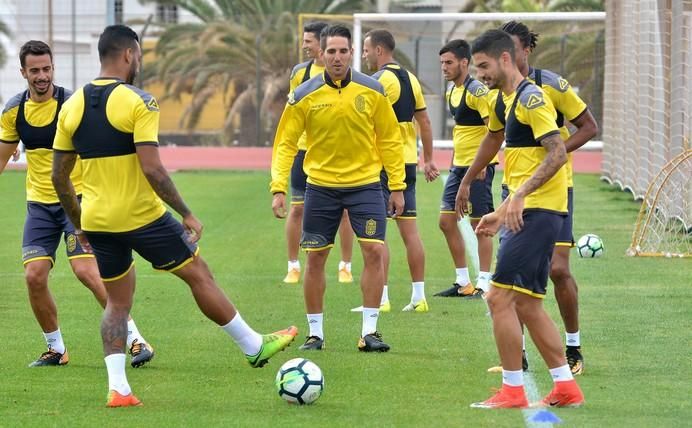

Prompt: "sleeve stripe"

[0,139,20,144]
[134,141,159,146]
[414,107,427,112]
[489,127,504,133]
[535,130,561,142]
[53,148,76,153]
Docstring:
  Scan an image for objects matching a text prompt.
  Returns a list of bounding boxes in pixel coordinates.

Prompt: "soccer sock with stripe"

[43,329,66,354]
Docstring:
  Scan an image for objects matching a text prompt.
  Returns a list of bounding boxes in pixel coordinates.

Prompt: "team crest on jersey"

[287,91,296,105]
[365,219,377,236]
[66,234,78,253]
[474,86,488,97]
[558,77,569,92]
[354,95,366,113]
[525,93,545,109]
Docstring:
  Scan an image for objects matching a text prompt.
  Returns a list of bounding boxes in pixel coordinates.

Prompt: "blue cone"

[529,410,563,424]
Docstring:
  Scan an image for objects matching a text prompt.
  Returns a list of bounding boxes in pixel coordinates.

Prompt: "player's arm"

[270,100,303,218]
[564,108,598,153]
[549,81,598,153]
[373,95,405,216]
[456,128,505,218]
[52,150,81,227]
[0,141,19,174]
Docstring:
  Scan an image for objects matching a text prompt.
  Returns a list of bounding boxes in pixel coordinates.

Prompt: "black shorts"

[440,165,495,219]
[22,200,92,266]
[502,184,574,247]
[380,164,417,218]
[301,183,386,250]
[290,150,308,204]
[491,210,564,298]
[84,212,198,281]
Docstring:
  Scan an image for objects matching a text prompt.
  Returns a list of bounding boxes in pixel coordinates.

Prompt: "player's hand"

[504,195,525,233]
[11,149,20,162]
[423,160,440,182]
[455,182,471,219]
[388,191,404,218]
[475,212,502,237]
[73,229,93,254]
[272,193,287,218]
[475,167,487,181]
[182,213,203,243]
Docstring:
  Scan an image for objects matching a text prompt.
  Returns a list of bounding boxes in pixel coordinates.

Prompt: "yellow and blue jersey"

[271,69,405,194]
[445,75,497,167]
[289,60,325,151]
[371,63,426,164]
[488,80,567,214]
[53,78,166,233]
[1,87,84,203]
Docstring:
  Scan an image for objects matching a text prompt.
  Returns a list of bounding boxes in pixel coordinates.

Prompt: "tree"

[143,0,376,145]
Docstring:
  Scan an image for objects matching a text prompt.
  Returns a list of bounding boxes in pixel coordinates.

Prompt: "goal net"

[601,0,692,199]
[627,150,692,258]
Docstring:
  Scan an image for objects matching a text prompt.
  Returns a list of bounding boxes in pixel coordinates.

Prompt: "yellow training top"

[1,87,84,203]
[289,60,326,151]
[53,79,166,232]
[372,63,426,164]
[488,80,567,213]
[271,69,405,194]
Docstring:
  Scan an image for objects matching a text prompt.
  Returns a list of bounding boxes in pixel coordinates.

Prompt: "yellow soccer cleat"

[338,268,353,283]
[401,299,429,313]
[283,268,301,284]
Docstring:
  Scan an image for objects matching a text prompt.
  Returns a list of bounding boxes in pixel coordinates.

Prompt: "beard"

[126,65,138,85]
[31,80,51,96]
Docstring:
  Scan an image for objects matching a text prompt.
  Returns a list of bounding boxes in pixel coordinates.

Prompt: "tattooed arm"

[52,150,81,228]
[504,133,567,232]
[136,145,203,242]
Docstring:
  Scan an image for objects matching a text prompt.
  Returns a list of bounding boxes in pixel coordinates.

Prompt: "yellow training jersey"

[0,87,84,203]
[53,79,166,233]
[371,63,426,164]
[289,60,325,151]
[488,80,567,213]
[271,69,405,194]
[445,75,497,167]
[528,68,588,187]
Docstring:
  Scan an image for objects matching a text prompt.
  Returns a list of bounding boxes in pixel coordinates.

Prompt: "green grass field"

[0,170,690,427]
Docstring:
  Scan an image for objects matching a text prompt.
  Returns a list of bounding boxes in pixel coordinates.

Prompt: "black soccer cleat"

[129,339,155,368]
[434,282,476,297]
[566,346,584,375]
[29,349,69,367]
[299,336,324,350]
[358,332,390,353]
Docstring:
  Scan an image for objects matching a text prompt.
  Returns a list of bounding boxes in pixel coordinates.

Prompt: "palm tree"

[143,0,376,145]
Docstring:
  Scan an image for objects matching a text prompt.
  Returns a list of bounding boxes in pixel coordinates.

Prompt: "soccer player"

[499,21,598,374]
[0,40,153,368]
[459,29,584,408]
[282,21,356,285]
[435,39,494,299]
[51,25,297,407]
[271,24,405,352]
[355,28,438,313]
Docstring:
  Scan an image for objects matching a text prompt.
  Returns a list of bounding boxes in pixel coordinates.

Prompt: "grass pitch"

[0,170,689,427]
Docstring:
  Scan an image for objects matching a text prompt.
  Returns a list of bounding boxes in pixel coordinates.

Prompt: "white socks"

[307,313,324,339]
[105,354,131,395]
[455,267,470,285]
[222,313,263,356]
[381,285,389,304]
[411,281,425,303]
[338,261,351,272]
[126,319,146,349]
[502,369,524,387]
[44,329,65,354]
[362,308,379,337]
[477,271,492,292]
[288,260,300,271]
[566,331,580,347]
[549,364,574,383]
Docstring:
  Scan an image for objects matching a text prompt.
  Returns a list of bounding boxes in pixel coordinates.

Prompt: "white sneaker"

[350,301,390,313]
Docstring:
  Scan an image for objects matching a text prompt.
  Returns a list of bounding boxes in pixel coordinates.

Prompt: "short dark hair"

[500,20,539,51]
[320,24,351,50]
[364,29,395,52]
[304,22,328,40]
[438,39,471,61]
[19,40,53,68]
[98,25,140,61]
[471,29,515,61]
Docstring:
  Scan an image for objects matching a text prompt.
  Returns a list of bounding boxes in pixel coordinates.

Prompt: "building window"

[114,0,123,24]
[156,4,178,24]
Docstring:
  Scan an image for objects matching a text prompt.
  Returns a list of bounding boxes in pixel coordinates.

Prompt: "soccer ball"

[576,234,604,258]
[275,358,324,405]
